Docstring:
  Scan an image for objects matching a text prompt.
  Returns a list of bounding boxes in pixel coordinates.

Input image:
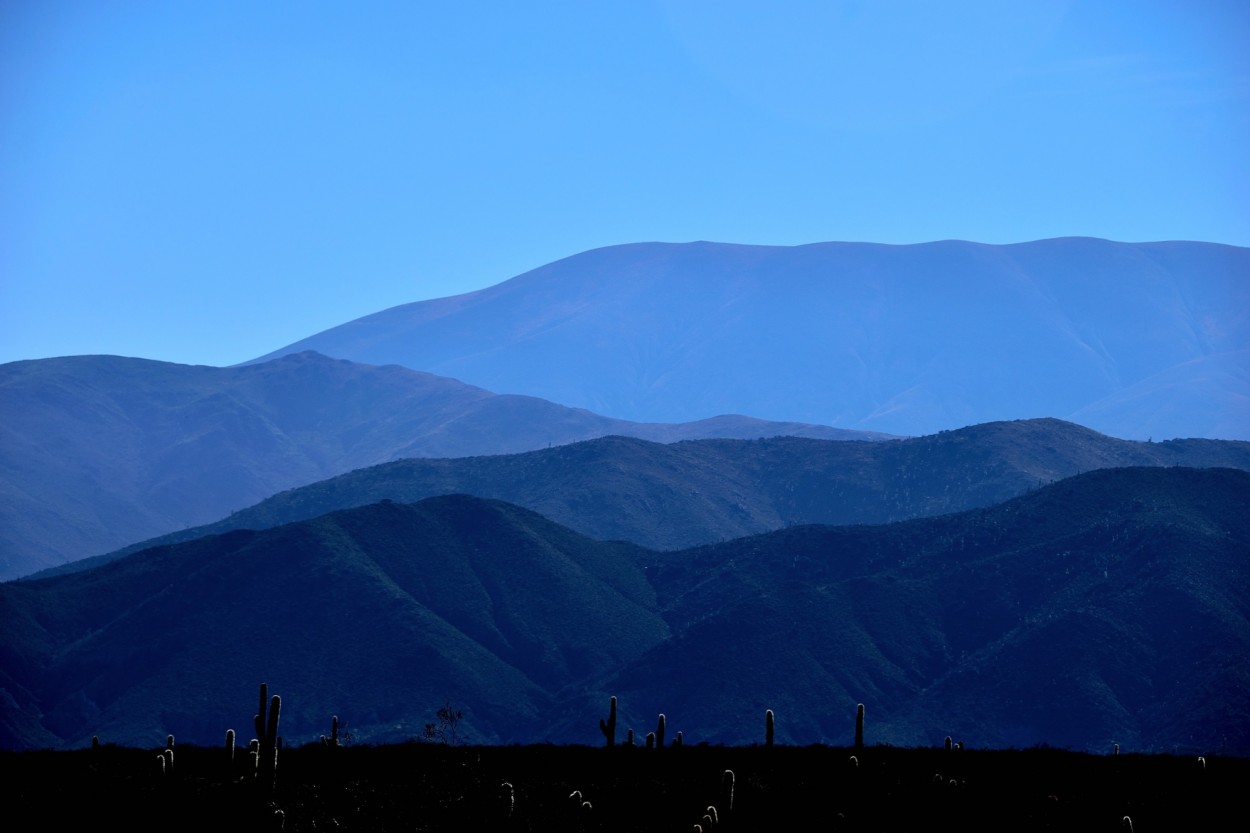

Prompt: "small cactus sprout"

[706,806,719,825]
[848,755,859,768]
[646,732,656,749]
[944,735,952,752]
[501,781,515,818]
[626,728,635,746]
[1122,816,1134,832]
[599,696,617,747]
[657,713,666,748]
[91,735,100,750]
[226,728,236,761]
[675,730,684,747]
[157,754,166,776]
[1113,742,1119,755]
[765,709,775,747]
[163,747,174,774]
[166,734,175,750]
[1198,756,1207,769]
[855,703,865,749]
[330,715,339,747]
[721,769,735,812]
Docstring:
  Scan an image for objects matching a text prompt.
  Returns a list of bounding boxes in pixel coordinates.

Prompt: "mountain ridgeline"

[3,466,1247,754]
[252,238,1250,441]
[0,351,877,580]
[65,417,1250,577]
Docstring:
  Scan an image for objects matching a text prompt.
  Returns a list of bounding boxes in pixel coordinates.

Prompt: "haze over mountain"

[253,238,1250,441]
[67,418,1250,580]
[4,467,1246,754]
[0,351,874,581]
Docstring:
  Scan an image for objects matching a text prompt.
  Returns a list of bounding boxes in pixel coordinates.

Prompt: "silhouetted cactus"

[254,683,281,795]
[656,713,666,748]
[226,728,236,761]
[855,703,865,749]
[766,709,775,747]
[166,734,175,750]
[646,732,655,749]
[944,735,952,752]
[599,696,617,747]
[501,781,515,818]
[321,715,340,748]
[674,730,683,747]
[626,728,635,746]
[720,770,734,813]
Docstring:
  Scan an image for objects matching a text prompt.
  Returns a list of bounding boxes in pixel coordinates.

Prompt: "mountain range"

[0,351,875,580]
[3,236,1247,757]
[56,417,1250,580]
[4,466,1246,754]
[252,237,1250,440]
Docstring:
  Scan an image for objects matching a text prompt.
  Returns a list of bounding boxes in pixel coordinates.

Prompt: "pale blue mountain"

[253,238,1250,440]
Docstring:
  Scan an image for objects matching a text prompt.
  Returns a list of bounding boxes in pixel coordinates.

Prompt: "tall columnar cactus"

[765,709,775,747]
[656,713,666,748]
[855,703,865,750]
[226,728,236,762]
[721,770,735,813]
[321,715,340,748]
[254,683,281,794]
[599,696,617,747]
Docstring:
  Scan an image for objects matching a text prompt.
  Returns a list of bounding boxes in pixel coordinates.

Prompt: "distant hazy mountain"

[0,351,875,580]
[65,418,1250,578]
[253,238,1250,440]
[4,468,1246,753]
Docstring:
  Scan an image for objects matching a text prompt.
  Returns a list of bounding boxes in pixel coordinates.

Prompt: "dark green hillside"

[599,467,1250,753]
[65,417,1250,577]
[3,467,1247,754]
[0,496,665,750]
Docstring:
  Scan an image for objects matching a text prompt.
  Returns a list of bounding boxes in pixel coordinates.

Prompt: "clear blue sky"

[3,0,1247,367]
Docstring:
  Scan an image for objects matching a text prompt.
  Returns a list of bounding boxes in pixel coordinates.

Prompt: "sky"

[2,0,1248,368]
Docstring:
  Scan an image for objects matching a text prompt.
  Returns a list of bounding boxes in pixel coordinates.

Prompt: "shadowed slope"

[0,496,665,749]
[3,468,1247,754]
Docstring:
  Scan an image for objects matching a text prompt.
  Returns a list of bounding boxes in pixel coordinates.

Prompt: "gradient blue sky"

[3,1,1247,367]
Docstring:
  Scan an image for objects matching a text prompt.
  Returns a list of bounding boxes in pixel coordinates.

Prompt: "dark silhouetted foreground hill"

[3,467,1246,754]
[62,418,1250,578]
[252,238,1250,440]
[0,351,875,580]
